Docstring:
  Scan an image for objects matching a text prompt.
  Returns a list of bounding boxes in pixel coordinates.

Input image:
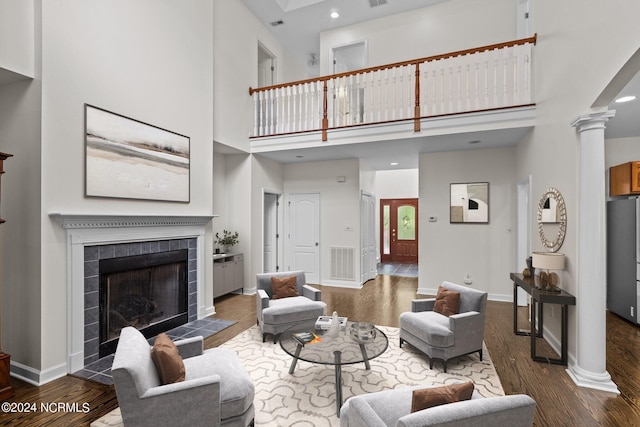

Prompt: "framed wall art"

[85,104,190,202]
[450,182,489,223]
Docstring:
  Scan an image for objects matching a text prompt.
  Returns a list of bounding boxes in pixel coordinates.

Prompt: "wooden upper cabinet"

[610,161,640,196]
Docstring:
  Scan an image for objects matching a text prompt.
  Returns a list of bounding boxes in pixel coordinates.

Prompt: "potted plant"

[215,230,239,253]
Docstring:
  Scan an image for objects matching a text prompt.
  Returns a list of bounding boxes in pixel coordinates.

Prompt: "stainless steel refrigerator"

[607,196,640,324]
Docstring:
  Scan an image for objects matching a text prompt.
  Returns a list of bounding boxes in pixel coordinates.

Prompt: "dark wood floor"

[2,274,639,426]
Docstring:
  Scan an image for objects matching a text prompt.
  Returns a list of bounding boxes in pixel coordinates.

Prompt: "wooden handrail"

[249,34,537,95]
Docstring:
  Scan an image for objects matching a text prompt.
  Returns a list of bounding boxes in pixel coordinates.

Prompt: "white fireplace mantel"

[50,213,215,374]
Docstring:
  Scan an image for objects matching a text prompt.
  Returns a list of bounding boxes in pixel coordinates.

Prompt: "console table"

[0,152,14,401]
[213,253,244,298]
[510,272,576,365]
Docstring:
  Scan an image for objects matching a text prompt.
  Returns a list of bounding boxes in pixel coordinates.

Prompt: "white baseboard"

[11,360,67,386]
[319,279,362,289]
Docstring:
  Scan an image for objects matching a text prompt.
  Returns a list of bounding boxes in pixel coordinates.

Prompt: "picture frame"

[84,104,190,202]
[450,182,489,223]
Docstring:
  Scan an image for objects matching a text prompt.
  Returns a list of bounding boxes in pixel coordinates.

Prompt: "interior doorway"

[361,192,377,283]
[258,42,276,87]
[331,40,367,74]
[380,198,419,264]
[263,192,280,273]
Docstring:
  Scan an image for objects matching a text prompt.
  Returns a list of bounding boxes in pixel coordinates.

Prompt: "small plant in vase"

[215,230,239,253]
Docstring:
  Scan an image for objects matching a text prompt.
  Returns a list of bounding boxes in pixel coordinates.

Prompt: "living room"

[1,0,640,425]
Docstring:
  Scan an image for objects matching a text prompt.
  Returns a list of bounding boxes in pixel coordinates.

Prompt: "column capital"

[570,109,616,132]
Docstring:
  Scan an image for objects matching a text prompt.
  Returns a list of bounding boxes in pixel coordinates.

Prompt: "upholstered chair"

[399,281,488,372]
[112,327,255,427]
[256,270,327,343]
[340,385,536,427]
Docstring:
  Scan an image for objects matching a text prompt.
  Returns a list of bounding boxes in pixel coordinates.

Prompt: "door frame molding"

[262,189,282,273]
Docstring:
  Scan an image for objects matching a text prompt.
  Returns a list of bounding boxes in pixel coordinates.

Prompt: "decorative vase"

[328,311,340,338]
[526,256,535,278]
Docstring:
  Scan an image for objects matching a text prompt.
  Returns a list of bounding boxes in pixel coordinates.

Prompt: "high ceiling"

[240,0,448,77]
[238,0,639,169]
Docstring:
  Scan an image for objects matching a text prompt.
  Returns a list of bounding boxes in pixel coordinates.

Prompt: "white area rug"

[91,325,503,427]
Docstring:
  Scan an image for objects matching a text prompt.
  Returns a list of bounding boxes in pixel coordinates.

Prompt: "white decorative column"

[568,110,619,393]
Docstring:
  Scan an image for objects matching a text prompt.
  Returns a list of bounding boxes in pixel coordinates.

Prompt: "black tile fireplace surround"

[83,238,197,366]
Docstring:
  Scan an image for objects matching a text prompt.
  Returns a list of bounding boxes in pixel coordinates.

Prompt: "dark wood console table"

[0,152,14,401]
[510,272,576,365]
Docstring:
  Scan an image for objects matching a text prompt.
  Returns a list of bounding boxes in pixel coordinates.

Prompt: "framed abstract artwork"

[450,182,489,223]
[84,104,190,202]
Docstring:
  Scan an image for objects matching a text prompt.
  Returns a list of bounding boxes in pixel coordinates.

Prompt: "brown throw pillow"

[433,285,461,317]
[151,333,185,385]
[271,275,299,299]
[411,381,475,413]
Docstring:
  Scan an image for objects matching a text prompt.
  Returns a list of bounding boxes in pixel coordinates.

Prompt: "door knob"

[315,242,319,246]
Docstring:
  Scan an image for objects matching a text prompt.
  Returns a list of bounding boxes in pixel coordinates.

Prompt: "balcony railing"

[249,35,536,141]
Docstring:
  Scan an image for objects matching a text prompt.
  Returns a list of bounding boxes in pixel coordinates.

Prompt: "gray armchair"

[399,281,488,372]
[340,385,536,427]
[256,270,327,343]
[112,326,255,427]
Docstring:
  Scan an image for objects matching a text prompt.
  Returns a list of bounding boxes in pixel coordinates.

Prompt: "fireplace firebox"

[99,249,188,357]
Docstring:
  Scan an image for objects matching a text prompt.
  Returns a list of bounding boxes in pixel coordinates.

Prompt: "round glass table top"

[279,321,388,366]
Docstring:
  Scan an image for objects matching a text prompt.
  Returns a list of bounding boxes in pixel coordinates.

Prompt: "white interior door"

[361,192,377,283]
[288,193,320,284]
[264,193,279,273]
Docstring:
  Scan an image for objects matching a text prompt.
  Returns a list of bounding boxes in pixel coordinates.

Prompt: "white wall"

[33,0,214,375]
[250,155,285,289]
[419,147,516,299]
[374,169,419,199]
[0,78,42,368]
[284,159,361,286]
[212,0,307,151]
[319,0,516,76]
[515,0,640,357]
[0,0,35,77]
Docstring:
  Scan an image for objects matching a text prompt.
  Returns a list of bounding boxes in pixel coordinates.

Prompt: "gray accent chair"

[112,326,255,427]
[256,270,327,343]
[339,385,536,427]
[399,281,488,372]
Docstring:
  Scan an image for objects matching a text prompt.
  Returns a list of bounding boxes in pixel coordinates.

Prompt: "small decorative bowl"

[349,322,376,343]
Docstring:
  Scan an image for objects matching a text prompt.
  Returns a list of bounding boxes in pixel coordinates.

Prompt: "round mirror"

[537,188,567,252]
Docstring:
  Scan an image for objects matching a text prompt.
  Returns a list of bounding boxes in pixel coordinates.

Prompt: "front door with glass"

[380,199,418,263]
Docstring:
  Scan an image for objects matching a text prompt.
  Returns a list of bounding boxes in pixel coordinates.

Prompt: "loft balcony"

[248,35,537,158]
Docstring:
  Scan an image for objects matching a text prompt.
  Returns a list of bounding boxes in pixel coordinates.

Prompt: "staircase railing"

[249,35,536,141]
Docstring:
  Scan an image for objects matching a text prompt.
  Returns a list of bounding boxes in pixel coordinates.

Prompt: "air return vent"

[368,0,388,7]
[330,247,355,281]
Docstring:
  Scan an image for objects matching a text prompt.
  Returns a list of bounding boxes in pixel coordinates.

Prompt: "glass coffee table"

[279,321,389,417]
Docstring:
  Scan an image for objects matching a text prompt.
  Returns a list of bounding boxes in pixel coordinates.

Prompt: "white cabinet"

[213,253,244,298]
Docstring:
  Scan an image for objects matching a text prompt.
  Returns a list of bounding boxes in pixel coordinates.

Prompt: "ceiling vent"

[270,20,285,26]
[368,0,388,7]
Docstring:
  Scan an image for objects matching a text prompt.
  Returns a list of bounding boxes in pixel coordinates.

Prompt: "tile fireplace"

[53,214,213,374]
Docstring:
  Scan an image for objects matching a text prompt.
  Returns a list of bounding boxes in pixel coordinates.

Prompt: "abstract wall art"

[85,104,190,202]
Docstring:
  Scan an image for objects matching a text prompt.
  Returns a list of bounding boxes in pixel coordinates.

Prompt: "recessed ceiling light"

[615,95,636,103]
[390,162,399,166]
[330,11,340,19]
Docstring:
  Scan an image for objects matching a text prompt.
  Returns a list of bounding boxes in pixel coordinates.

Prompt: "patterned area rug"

[91,325,503,427]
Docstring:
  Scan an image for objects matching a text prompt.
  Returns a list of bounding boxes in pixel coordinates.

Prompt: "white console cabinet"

[213,253,244,298]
